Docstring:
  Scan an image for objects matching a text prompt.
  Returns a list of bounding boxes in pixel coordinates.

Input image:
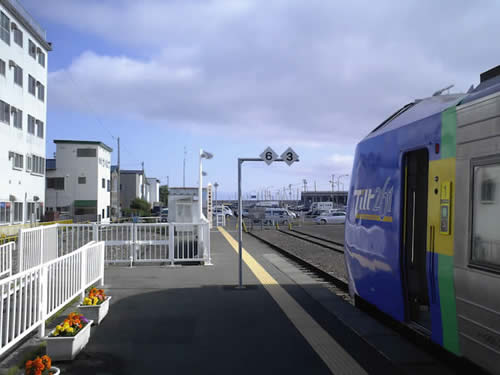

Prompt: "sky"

[21,0,500,200]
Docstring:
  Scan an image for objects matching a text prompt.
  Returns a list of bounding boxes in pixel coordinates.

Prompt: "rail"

[0,241,104,356]
[17,222,212,271]
[0,242,14,279]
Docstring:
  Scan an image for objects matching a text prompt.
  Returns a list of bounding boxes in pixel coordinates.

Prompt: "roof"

[367,94,465,139]
[461,68,500,104]
[120,170,144,175]
[0,0,52,51]
[46,158,56,170]
[54,140,113,152]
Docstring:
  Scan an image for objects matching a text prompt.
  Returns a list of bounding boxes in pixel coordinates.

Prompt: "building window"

[77,148,97,157]
[0,100,9,124]
[26,155,32,172]
[0,202,11,223]
[36,120,44,138]
[11,152,23,169]
[106,206,110,218]
[38,50,45,67]
[28,75,36,95]
[0,59,5,76]
[27,115,35,134]
[107,180,110,192]
[37,82,44,101]
[32,155,45,175]
[47,177,65,190]
[13,27,22,47]
[472,161,500,269]
[0,12,10,45]
[27,202,36,221]
[13,65,22,87]
[12,108,22,129]
[102,209,105,219]
[13,202,23,222]
[28,39,36,58]
[78,177,86,184]
[102,178,105,188]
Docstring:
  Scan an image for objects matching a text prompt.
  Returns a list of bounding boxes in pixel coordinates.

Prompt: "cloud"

[33,0,500,147]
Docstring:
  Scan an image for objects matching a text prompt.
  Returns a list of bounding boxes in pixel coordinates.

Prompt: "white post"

[199,149,203,222]
[92,223,99,242]
[81,245,87,302]
[99,242,105,286]
[18,229,23,273]
[168,223,175,265]
[40,225,44,266]
[205,222,212,265]
[39,266,47,338]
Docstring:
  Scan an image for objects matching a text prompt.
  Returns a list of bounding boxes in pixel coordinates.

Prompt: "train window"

[471,161,500,269]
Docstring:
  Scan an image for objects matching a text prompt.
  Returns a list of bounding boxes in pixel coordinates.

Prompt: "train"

[345,65,500,374]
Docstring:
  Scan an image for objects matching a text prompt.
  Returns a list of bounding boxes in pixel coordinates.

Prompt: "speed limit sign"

[259,147,278,165]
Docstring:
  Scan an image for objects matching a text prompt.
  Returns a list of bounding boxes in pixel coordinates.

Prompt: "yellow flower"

[67,327,74,334]
[52,331,59,336]
[55,325,62,331]
[83,297,92,305]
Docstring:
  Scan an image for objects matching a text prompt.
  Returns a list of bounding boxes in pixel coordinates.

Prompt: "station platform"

[56,228,457,375]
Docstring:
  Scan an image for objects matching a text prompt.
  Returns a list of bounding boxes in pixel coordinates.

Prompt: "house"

[0,0,51,228]
[45,140,113,223]
[147,177,160,206]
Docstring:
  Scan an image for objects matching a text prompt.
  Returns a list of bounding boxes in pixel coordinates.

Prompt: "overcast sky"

[24,0,500,199]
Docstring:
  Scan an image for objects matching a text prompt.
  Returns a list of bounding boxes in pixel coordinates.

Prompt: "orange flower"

[42,355,51,369]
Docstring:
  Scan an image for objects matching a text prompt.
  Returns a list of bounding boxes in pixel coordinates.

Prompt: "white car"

[314,212,346,224]
[214,206,233,218]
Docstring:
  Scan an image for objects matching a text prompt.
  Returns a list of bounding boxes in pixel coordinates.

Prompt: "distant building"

[301,191,348,209]
[0,0,52,226]
[110,165,120,219]
[45,140,112,223]
[147,178,160,206]
[119,170,147,210]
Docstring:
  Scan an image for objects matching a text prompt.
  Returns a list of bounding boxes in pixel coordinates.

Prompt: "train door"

[402,149,431,331]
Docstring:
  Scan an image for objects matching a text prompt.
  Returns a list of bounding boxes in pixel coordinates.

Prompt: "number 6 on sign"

[260,147,278,165]
[280,147,299,166]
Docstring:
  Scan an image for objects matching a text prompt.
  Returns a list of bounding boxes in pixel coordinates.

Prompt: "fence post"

[18,228,23,273]
[100,242,105,286]
[205,222,212,265]
[168,223,175,265]
[132,223,137,264]
[39,266,47,338]
[40,225,44,266]
[92,223,99,242]
[9,243,13,277]
[81,244,87,302]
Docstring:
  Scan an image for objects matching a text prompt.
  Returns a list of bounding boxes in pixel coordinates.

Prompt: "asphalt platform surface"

[54,229,459,375]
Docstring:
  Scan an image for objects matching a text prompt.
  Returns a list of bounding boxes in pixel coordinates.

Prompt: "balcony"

[5,0,46,40]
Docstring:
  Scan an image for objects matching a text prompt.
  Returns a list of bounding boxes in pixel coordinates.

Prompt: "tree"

[129,198,151,216]
[159,185,169,206]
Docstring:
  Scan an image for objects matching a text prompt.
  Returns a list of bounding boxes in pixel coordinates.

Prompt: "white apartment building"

[0,0,51,226]
[146,177,160,205]
[45,140,113,223]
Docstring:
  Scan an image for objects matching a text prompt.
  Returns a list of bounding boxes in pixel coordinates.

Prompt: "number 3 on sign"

[281,147,299,166]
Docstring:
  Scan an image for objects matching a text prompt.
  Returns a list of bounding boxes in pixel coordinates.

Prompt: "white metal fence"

[17,221,212,271]
[0,242,14,279]
[0,241,104,356]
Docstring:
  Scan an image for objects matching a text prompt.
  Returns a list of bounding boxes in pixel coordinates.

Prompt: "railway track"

[247,230,349,294]
[277,228,344,253]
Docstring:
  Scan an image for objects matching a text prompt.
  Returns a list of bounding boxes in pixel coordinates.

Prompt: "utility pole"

[314,181,317,192]
[303,179,307,192]
[330,174,335,205]
[117,136,121,217]
[183,146,187,188]
[141,161,145,200]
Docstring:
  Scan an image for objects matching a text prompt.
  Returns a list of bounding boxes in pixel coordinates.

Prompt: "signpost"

[237,147,299,288]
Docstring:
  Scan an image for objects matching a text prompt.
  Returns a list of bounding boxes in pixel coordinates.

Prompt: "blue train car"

[345,66,500,374]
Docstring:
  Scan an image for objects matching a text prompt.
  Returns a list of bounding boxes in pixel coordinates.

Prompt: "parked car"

[263,208,291,224]
[233,208,249,218]
[213,205,233,218]
[314,212,346,225]
[160,208,168,222]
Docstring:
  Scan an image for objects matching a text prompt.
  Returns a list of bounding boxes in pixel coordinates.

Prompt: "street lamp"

[214,182,219,206]
[199,149,213,221]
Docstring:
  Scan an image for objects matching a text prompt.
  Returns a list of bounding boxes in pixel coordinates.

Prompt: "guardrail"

[0,241,104,356]
[0,242,14,279]
[17,222,212,271]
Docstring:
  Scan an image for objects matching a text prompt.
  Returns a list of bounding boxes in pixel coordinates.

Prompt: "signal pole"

[117,137,121,217]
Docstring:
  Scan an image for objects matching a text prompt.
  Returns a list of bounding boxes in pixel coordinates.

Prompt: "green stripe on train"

[438,254,460,354]
[441,107,457,159]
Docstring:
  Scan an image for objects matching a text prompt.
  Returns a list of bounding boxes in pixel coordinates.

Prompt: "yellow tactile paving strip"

[218,227,367,375]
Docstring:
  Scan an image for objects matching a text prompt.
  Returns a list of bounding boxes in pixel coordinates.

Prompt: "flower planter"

[50,367,61,375]
[45,320,93,361]
[78,296,111,325]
